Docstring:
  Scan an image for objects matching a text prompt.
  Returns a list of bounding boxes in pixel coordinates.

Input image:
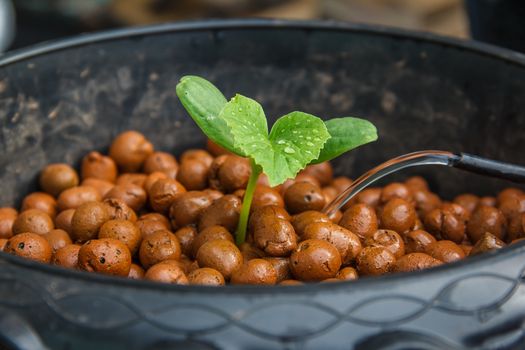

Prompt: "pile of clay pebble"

[0,130,521,286]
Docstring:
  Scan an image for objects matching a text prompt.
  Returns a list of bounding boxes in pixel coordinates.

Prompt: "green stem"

[236,159,261,246]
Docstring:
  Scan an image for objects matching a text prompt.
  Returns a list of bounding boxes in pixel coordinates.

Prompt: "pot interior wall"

[1,25,524,206]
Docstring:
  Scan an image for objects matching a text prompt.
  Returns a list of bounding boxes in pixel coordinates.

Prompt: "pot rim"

[1,18,525,67]
[1,18,525,294]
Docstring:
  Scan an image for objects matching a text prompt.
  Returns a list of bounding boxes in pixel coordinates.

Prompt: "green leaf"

[220,97,330,187]
[267,112,331,185]
[219,94,270,155]
[313,117,378,163]
[176,76,242,155]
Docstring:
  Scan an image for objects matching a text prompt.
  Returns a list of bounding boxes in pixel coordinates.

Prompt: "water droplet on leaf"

[284,147,295,154]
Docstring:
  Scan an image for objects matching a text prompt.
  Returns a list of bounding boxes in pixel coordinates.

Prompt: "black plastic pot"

[1,19,525,350]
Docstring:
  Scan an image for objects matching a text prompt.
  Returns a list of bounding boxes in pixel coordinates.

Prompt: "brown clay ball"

[143,152,178,178]
[39,163,79,197]
[128,263,145,279]
[321,186,338,204]
[78,238,132,276]
[250,185,285,210]
[412,190,442,217]
[5,232,52,263]
[252,215,297,257]
[81,151,118,182]
[331,176,353,194]
[71,202,110,242]
[231,259,277,285]
[460,244,473,256]
[144,260,188,284]
[54,209,75,234]
[104,184,147,212]
[291,210,331,238]
[263,257,292,283]
[339,204,378,241]
[353,187,382,208]
[425,240,465,263]
[380,198,416,234]
[177,159,210,191]
[404,176,429,192]
[453,193,480,214]
[392,253,443,273]
[202,188,224,202]
[380,182,413,204]
[204,189,223,201]
[12,209,54,236]
[109,131,154,173]
[365,229,405,259]
[57,186,102,211]
[284,182,326,214]
[103,198,137,222]
[207,155,232,190]
[508,213,525,241]
[0,208,17,239]
[470,232,505,256]
[169,191,212,228]
[191,225,233,258]
[144,172,168,194]
[139,230,181,268]
[44,229,72,253]
[303,221,362,264]
[497,188,524,204]
[479,196,496,207]
[467,206,507,243]
[281,174,321,196]
[139,213,170,227]
[188,267,225,286]
[136,219,170,239]
[301,162,334,187]
[180,149,214,167]
[206,139,232,157]
[336,267,359,281]
[52,244,81,269]
[174,226,198,257]
[250,205,291,232]
[290,239,342,281]
[98,219,142,255]
[424,203,468,243]
[210,155,251,193]
[405,230,437,253]
[198,195,241,233]
[0,238,9,250]
[148,178,186,214]
[21,192,57,219]
[356,246,396,276]
[498,195,525,221]
[240,242,265,261]
[196,239,243,280]
[81,178,115,198]
[116,173,148,188]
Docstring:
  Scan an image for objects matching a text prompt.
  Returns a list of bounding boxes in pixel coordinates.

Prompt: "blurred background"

[0,0,523,53]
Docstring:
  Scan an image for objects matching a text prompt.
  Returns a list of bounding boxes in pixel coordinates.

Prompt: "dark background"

[1,0,524,53]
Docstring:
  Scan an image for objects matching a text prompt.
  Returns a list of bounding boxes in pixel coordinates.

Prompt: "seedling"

[176,76,377,245]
